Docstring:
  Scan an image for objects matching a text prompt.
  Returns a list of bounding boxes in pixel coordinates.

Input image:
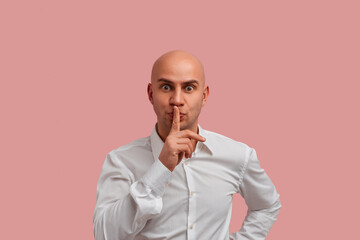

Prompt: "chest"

[167,155,239,212]
[140,153,242,239]
[163,154,241,219]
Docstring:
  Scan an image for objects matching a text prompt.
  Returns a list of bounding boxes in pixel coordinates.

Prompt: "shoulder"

[201,128,255,182]
[105,136,153,169]
[102,136,154,180]
[203,128,253,154]
[109,136,152,159]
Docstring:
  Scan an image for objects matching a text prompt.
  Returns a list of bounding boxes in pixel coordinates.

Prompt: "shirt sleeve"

[230,148,281,240]
[93,152,172,240]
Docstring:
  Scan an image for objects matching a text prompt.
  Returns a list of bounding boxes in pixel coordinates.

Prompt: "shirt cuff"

[141,159,173,196]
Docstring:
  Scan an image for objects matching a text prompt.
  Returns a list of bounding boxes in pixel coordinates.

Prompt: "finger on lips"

[170,106,180,133]
[170,105,206,159]
[170,106,206,142]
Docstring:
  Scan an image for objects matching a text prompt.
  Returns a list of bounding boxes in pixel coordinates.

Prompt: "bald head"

[147,50,210,138]
[151,50,205,87]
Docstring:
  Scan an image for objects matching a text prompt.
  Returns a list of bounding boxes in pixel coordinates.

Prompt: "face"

[147,52,209,136]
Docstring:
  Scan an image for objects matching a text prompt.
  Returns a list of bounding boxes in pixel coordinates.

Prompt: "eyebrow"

[157,78,199,85]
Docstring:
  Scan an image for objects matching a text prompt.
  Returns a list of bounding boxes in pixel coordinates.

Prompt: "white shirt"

[93,125,281,240]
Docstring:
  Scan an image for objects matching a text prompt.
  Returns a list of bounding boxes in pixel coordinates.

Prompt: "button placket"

[183,160,196,239]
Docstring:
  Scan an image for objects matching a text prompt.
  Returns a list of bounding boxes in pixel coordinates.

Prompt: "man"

[93,50,281,239]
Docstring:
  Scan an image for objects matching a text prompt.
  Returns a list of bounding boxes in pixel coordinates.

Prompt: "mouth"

[168,112,185,119]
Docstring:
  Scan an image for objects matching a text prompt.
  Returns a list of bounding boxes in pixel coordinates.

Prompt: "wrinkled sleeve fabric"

[93,152,172,240]
[230,148,281,240]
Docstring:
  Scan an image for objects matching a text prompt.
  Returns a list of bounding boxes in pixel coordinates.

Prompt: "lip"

[168,112,185,119]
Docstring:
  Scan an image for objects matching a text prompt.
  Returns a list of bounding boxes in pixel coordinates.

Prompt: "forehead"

[151,54,205,85]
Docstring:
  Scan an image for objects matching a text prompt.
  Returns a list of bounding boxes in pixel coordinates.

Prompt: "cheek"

[186,96,204,117]
[192,95,204,109]
[153,98,166,108]
[152,97,167,115]
[152,93,167,105]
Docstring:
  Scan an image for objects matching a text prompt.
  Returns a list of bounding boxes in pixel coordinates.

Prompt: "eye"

[161,84,171,91]
[185,85,194,92]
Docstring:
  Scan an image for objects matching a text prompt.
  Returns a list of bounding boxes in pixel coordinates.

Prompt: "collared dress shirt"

[93,125,281,240]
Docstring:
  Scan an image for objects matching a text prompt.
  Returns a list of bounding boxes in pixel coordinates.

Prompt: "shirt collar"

[150,124,214,162]
[197,124,214,155]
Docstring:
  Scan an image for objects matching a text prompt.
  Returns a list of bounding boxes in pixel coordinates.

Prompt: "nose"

[169,87,184,107]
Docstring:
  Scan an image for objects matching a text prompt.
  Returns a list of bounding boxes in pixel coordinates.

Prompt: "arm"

[93,152,172,240]
[93,107,205,239]
[230,148,281,240]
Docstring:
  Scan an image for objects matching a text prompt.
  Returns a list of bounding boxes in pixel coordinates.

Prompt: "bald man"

[93,50,281,240]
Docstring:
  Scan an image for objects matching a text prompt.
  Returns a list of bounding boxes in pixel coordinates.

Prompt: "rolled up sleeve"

[93,152,172,240]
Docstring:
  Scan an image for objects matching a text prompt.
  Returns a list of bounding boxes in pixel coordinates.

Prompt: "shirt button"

[190,191,194,196]
[189,224,194,229]
[184,161,188,165]
[165,183,169,187]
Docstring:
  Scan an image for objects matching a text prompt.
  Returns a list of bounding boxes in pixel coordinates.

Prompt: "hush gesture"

[158,106,206,172]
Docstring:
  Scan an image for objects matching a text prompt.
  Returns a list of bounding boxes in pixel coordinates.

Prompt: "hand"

[158,106,206,172]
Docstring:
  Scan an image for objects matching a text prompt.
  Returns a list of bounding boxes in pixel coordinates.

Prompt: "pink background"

[1,1,359,239]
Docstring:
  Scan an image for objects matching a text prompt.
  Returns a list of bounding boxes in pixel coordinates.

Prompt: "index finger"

[178,130,206,142]
[170,106,180,133]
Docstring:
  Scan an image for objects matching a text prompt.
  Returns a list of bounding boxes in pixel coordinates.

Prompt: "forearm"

[231,148,281,239]
[93,181,163,239]
[93,155,172,240]
[230,198,281,240]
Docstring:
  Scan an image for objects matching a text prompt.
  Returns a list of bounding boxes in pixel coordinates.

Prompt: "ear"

[147,83,154,104]
[201,85,209,106]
